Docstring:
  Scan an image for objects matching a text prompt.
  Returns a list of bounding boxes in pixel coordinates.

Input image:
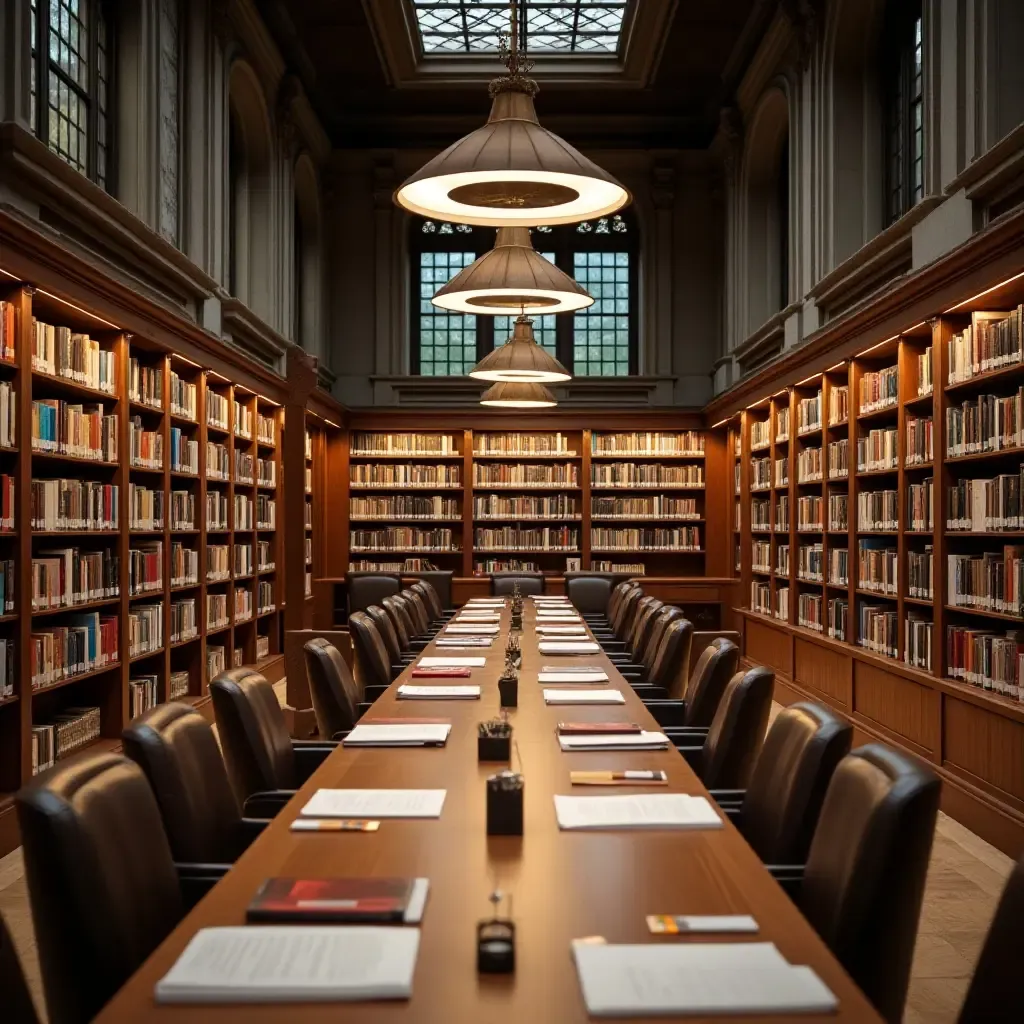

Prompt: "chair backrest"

[122,702,243,864]
[699,666,775,789]
[346,571,401,614]
[402,588,432,634]
[365,603,405,663]
[629,596,663,652]
[958,852,1024,1023]
[683,637,741,726]
[604,580,637,626]
[740,702,853,864]
[210,668,298,800]
[348,610,394,689]
[405,571,453,610]
[0,912,39,1024]
[612,584,643,640]
[800,744,941,1024]
[492,572,545,595]
[410,579,444,620]
[646,616,694,698]
[565,574,614,613]
[16,753,183,1024]
[636,605,684,675]
[382,594,418,644]
[303,637,360,740]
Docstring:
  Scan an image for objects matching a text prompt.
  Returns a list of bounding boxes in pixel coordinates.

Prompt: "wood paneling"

[944,697,1024,805]
[852,661,940,757]
[746,618,793,675]
[794,637,851,707]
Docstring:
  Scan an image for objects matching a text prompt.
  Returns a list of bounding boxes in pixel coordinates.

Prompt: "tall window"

[30,0,115,191]
[410,214,638,377]
[883,1,924,225]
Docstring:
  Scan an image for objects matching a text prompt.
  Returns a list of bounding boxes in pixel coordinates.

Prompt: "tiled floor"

[0,698,1014,1023]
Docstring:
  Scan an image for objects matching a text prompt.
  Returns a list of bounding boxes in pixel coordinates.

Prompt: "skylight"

[411,1,628,55]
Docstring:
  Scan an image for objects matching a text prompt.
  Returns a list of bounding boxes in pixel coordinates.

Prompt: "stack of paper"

[543,689,625,704]
[302,789,447,819]
[538,640,600,654]
[435,637,492,647]
[445,624,500,635]
[558,730,668,751]
[398,684,481,700]
[343,723,451,747]
[155,927,421,1004]
[538,669,609,684]
[417,656,486,668]
[467,598,505,606]
[553,793,723,830]
[536,625,588,636]
[535,614,582,623]
[572,941,837,1016]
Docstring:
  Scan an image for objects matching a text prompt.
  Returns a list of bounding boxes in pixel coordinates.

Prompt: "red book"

[410,667,472,678]
[247,877,427,923]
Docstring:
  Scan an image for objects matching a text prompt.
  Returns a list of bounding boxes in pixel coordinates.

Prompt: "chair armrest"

[331,727,354,740]
[766,865,806,899]
[293,743,336,782]
[231,816,270,856]
[708,788,747,803]
[243,790,297,818]
[175,862,231,909]
[663,726,709,740]
[365,683,390,700]
[643,700,688,727]
[672,744,703,770]
[609,660,643,671]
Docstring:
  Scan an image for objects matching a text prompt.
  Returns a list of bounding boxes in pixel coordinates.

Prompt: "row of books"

[129,675,160,719]
[751,457,770,490]
[348,558,439,572]
[946,390,1024,457]
[829,548,849,586]
[947,548,1024,615]
[234,495,254,531]
[170,491,194,530]
[917,348,934,396]
[797,392,822,434]
[474,526,579,551]
[797,543,823,581]
[828,439,848,479]
[129,418,163,470]
[31,707,102,776]
[858,540,898,595]
[128,542,163,595]
[592,561,645,574]
[774,458,789,488]
[30,478,117,531]
[207,393,229,430]
[171,543,198,587]
[797,495,822,530]
[234,543,253,577]
[234,587,253,623]
[206,493,228,530]
[751,499,770,530]
[591,496,700,518]
[351,433,458,456]
[857,428,898,472]
[32,400,118,461]
[859,603,897,658]
[473,495,576,518]
[859,366,899,413]
[170,372,197,420]
[256,413,276,446]
[233,402,253,440]
[858,489,898,531]
[129,602,163,657]
[908,478,934,531]
[350,528,457,552]
[798,592,823,632]
[948,626,1023,701]
[751,581,771,615]
[257,539,275,571]
[776,407,790,442]
[591,464,705,487]
[590,527,701,552]
[776,496,790,531]
[906,415,933,464]
[471,464,579,486]
[829,493,848,531]
[32,321,116,394]
[776,586,789,621]
[207,594,229,630]
[946,306,1023,384]
[829,597,848,640]
[776,544,789,575]
[170,429,198,474]
[254,496,275,529]
[906,617,933,670]
[31,548,119,609]
[829,386,849,425]
[797,447,823,483]
[207,442,230,480]
[129,359,162,409]
[257,581,275,615]
[349,495,462,520]
[947,470,1024,531]
[170,669,190,699]
[256,635,270,660]
[908,549,933,598]
[0,301,15,360]
[234,451,254,484]
[751,420,772,450]
[475,432,575,455]
[0,639,13,698]
[0,381,14,448]
[350,465,462,486]
[591,431,704,455]
[207,545,231,581]
[30,612,118,689]
[751,540,771,572]
[257,458,276,487]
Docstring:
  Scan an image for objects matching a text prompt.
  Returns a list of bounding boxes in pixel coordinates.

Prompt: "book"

[557,722,642,734]
[343,724,451,747]
[247,878,430,924]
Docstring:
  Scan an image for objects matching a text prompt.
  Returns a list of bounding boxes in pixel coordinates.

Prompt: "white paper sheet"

[343,723,451,746]
[572,942,837,1016]
[535,614,583,622]
[155,927,420,1004]
[536,626,588,635]
[467,599,506,605]
[553,793,722,830]
[301,789,447,819]
[398,684,481,700]
[558,731,669,751]
[444,625,500,634]
[417,657,486,667]
[543,689,625,704]
[539,641,601,654]
[538,671,609,684]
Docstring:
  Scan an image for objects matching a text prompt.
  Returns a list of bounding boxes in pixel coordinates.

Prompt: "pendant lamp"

[432,226,593,315]
[470,314,570,383]
[480,380,557,408]
[394,3,630,227]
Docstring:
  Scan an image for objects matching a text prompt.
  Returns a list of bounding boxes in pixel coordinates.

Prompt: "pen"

[570,770,668,785]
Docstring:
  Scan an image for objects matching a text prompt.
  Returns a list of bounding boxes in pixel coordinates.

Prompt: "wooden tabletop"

[95,601,881,1022]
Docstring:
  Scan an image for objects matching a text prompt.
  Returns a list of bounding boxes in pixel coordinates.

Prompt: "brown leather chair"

[402,588,437,637]
[671,666,775,789]
[210,668,335,810]
[645,637,740,728]
[406,571,455,613]
[958,851,1024,1023]
[600,595,662,657]
[365,603,415,675]
[409,579,452,621]
[382,594,429,647]
[622,614,691,696]
[712,702,853,865]
[346,571,401,615]
[16,753,184,1024]
[492,572,544,595]
[349,610,395,690]
[0,912,38,1024]
[303,637,364,739]
[584,579,638,629]
[565,573,615,614]
[122,702,268,864]
[795,744,941,1024]
[592,583,642,645]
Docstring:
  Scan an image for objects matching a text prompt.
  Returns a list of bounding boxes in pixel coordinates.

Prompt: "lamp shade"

[395,88,630,227]
[479,380,557,408]
[432,227,593,315]
[469,315,570,383]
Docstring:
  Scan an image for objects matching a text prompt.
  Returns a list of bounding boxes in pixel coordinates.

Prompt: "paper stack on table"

[538,640,601,654]
[445,624,501,635]
[302,789,447,819]
[534,614,583,622]
[543,689,625,704]
[558,730,669,751]
[467,598,505,606]
[553,793,722,830]
[536,625,588,635]
[572,941,838,1016]
[398,684,481,700]
[538,669,609,684]
[418,656,487,668]
[343,723,451,747]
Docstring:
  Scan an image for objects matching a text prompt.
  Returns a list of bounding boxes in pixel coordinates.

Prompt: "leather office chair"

[0,912,38,1024]
[16,753,185,1024]
[346,571,401,615]
[122,703,269,867]
[402,588,438,637]
[492,572,544,596]
[618,611,689,693]
[645,637,740,728]
[565,573,614,614]
[210,668,335,811]
[592,584,642,647]
[711,702,853,865]
[303,637,364,739]
[958,852,1024,1023]
[349,610,396,690]
[599,595,662,656]
[583,580,637,628]
[382,594,430,647]
[671,666,775,789]
[406,572,455,614]
[365,603,415,676]
[787,744,941,1024]
[410,579,453,622]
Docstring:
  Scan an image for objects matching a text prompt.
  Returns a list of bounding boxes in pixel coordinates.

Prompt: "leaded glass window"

[418,251,479,375]
[572,251,631,375]
[493,250,558,356]
[883,1,924,225]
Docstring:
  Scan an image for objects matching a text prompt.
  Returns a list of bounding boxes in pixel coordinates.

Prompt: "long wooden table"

[96,602,881,1022]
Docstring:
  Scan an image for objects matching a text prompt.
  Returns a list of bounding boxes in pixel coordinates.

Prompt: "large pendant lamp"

[432,226,593,316]
[480,380,557,408]
[470,314,569,383]
[394,3,630,227]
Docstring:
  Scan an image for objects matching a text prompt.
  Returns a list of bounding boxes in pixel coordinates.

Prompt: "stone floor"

[0,695,1014,1023]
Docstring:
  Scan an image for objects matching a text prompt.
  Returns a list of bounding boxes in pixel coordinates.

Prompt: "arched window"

[409,213,638,377]
[29,0,115,190]
[882,0,924,225]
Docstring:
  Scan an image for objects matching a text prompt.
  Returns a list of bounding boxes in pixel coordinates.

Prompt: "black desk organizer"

[486,770,524,835]
[478,720,512,762]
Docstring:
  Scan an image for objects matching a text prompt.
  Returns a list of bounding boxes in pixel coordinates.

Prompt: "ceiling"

[257,0,771,150]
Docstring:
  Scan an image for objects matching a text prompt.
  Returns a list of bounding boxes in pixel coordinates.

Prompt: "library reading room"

[1,1,1024,1022]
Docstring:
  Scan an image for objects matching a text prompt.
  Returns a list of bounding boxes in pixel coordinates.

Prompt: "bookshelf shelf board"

[751,443,771,453]
[170,582,200,593]
[947,530,1024,537]
[256,527,277,533]
[206,623,231,636]
[129,529,164,536]
[0,694,18,709]
[256,608,277,619]
[129,647,165,663]
[945,363,1024,395]
[0,356,16,372]
[31,661,122,695]
[906,529,934,535]
[590,516,704,522]
[904,462,934,471]
[129,589,166,601]
[32,450,118,469]
[771,484,790,491]
[856,403,900,422]
[171,528,200,535]
[170,470,199,480]
[857,530,899,536]
[206,422,230,437]
[752,568,772,577]
[349,485,464,491]
[945,447,1024,465]
[129,400,164,416]
[257,484,277,492]
[206,527,230,534]
[751,486,771,493]
[797,428,823,438]
[905,392,934,410]
[349,452,463,460]
[30,370,119,403]
[827,474,849,483]
[591,547,703,554]
[855,588,898,599]
[827,529,849,535]
[797,576,824,585]
[589,452,704,460]
[826,581,849,591]
[474,485,582,491]
[775,437,790,446]
[170,636,200,649]
[31,529,119,537]
[169,412,198,427]
[476,548,580,554]
[752,527,772,533]
[797,478,824,486]
[904,596,935,607]
[473,452,579,460]
[349,547,461,554]
[855,468,899,478]
[350,517,464,523]
[589,485,704,492]
[944,604,1024,623]
[31,596,120,618]
[942,676,1024,715]
[129,464,164,476]
[256,567,276,575]
[233,574,254,582]
[827,419,849,430]
[0,613,17,623]
[0,446,18,455]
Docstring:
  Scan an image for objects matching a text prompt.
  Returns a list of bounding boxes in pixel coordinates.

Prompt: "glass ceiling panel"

[411,1,628,55]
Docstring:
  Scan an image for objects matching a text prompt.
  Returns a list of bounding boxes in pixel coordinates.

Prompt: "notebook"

[398,684,481,700]
[155,927,420,1004]
[343,723,451,747]
[538,640,601,654]
[538,670,609,684]
[418,657,486,668]
[558,731,669,751]
[301,789,447,819]
[410,667,472,678]
[543,689,625,704]
[572,941,838,1016]
[247,878,430,924]
[553,793,722,830]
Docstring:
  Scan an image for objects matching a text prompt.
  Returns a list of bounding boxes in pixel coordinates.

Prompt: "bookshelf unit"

[713,220,1024,856]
